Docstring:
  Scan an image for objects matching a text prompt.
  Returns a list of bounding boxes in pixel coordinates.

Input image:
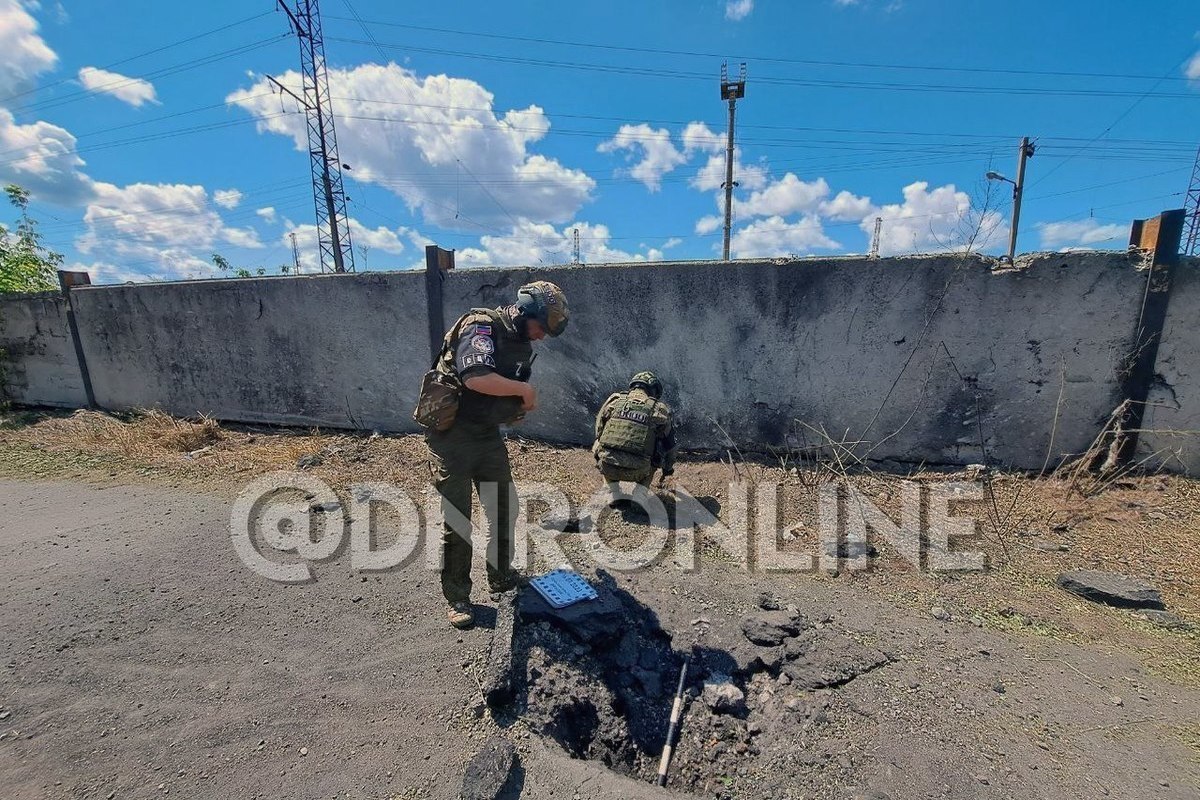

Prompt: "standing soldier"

[420,281,569,629]
[593,371,677,504]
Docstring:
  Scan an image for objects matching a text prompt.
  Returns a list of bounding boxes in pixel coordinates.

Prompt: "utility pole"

[720,62,746,261]
[572,227,581,265]
[1007,137,1035,262]
[1183,144,1200,257]
[870,217,882,259]
[289,231,302,274]
[272,0,354,274]
[986,137,1035,262]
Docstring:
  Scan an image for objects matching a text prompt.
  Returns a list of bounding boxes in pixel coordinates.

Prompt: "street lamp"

[986,137,1035,263]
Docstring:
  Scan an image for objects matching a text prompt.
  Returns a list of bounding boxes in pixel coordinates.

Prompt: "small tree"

[0,185,62,293]
[212,252,252,279]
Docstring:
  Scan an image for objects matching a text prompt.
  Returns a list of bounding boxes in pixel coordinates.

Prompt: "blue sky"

[2,0,1199,282]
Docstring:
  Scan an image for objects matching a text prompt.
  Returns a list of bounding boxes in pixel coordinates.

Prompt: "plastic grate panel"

[529,569,598,609]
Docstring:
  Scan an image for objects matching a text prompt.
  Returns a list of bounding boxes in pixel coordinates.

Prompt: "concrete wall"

[1139,258,1200,473]
[0,291,88,407]
[444,252,1148,469]
[2,251,1196,472]
[68,271,428,430]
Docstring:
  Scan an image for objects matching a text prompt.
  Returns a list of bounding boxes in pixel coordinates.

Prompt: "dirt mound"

[505,572,679,775]
[488,572,901,796]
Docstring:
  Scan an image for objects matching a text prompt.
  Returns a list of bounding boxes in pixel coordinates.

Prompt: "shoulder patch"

[470,334,495,353]
[475,324,492,335]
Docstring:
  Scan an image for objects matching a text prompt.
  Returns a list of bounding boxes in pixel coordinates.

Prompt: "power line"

[323,16,1198,85]
[1029,47,1200,188]
[337,0,523,234]
[0,94,273,162]
[1,86,1189,173]
[291,92,1200,147]
[0,10,276,105]
[22,36,289,116]
[0,113,290,171]
[50,172,1185,252]
[326,37,1200,101]
[37,181,312,234]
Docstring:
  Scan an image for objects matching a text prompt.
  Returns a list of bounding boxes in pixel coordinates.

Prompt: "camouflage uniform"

[426,308,530,603]
[593,385,677,488]
[424,282,567,610]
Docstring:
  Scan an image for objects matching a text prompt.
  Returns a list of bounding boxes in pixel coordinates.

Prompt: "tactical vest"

[598,391,661,463]
[437,307,533,426]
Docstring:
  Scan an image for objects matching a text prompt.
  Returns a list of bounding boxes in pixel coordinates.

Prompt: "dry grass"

[1179,723,1200,762]
[30,409,225,458]
[3,408,1200,630]
[1,408,437,493]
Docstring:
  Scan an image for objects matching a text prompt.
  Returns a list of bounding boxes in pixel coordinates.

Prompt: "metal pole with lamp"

[986,137,1036,262]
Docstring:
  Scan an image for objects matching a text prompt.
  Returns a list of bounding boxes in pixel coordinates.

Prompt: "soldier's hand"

[520,385,538,412]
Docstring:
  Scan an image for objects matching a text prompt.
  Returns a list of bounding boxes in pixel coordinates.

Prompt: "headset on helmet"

[629,370,663,399]
[515,281,569,337]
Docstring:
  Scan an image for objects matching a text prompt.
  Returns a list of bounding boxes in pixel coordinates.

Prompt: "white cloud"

[213,188,242,209]
[79,182,218,249]
[819,189,876,221]
[456,220,665,267]
[662,237,682,249]
[0,0,57,97]
[228,64,595,229]
[501,106,550,146]
[285,218,412,272]
[79,260,168,285]
[734,173,830,218]
[834,0,903,10]
[682,121,724,155]
[221,226,263,249]
[597,124,686,192]
[725,0,753,21]
[1036,218,1125,250]
[1186,51,1200,82]
[730,216,839,258]
[75,183,229,280]
[350,220,409,253]
[693,152,768,192]
[0,107,93,205]
[406,228,434,251]
[77,66,159,108]
[256,206,277,223]
[73,182,420,281]
[682,123,768,192]
[860,181,1006,256]
[695,215,722,235]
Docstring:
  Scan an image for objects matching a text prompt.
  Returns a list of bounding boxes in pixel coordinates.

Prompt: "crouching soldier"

[593,371,677,503]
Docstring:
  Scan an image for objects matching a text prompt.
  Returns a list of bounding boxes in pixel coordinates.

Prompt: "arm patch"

[455,323,498,375]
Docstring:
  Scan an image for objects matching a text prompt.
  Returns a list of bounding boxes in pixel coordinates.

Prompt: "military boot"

[447,601,474,629]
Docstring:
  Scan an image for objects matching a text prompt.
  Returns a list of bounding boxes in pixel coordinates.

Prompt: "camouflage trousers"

[426,421,517,604]
[598,461,655,487]
[594,447,656,490]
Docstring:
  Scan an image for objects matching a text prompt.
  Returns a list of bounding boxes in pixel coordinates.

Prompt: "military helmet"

[516,280,569,337]
[629,370,663,399]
